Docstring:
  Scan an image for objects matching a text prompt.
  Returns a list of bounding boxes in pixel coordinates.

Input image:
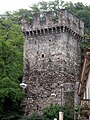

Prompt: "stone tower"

[21,9,84,115]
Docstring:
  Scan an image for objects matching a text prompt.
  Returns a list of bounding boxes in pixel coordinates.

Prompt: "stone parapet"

[21,9,84,36]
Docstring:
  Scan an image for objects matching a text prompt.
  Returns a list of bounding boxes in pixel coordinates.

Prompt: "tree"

[0,77,24,120]
[0,18,23,80]
[0,18,24,119]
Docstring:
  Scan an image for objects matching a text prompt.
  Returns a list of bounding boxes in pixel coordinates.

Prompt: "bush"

[27,104,74,120]
[43,104,74,120]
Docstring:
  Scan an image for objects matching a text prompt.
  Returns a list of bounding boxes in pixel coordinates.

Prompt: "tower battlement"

[21,9,84,36]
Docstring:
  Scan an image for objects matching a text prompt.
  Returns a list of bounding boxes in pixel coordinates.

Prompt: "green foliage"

[0,17,24,119]
[38,1,48,12]
[26,104,73,120]
[0,18,23,80]
[0,77,24,120]
[43,104,73,120]
[43,104,59,120]
[0,77,24,103]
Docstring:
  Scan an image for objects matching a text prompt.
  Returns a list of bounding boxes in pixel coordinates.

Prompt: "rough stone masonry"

[21,9,84,115]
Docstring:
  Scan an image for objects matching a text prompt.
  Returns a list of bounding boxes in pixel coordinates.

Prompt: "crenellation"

[22,9,84,37]
[79,20,84,35]
[45,11,53,26]
[21,18,29,32]
[32,14,40,29]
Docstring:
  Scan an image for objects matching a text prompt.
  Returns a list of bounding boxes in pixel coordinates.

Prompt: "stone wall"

[22,9,84,115]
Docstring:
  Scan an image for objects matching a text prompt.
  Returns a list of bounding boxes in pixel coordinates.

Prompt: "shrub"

[43,104,74,120]
[27,104,74,120]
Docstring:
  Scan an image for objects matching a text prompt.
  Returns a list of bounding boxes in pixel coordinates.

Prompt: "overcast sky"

[0,0,90,14]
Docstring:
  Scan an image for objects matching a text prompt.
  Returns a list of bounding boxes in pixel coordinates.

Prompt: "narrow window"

[42,54,44,58]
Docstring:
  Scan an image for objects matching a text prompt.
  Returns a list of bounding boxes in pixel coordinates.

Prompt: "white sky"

[0,0,90,14]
